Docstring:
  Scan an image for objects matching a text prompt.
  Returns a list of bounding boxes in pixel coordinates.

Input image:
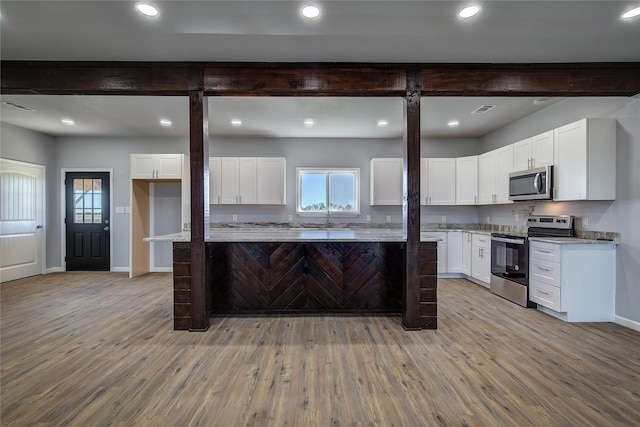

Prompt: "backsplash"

[208,221,619,241]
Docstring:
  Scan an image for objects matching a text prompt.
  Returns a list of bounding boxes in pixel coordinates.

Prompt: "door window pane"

[73,178,103,223]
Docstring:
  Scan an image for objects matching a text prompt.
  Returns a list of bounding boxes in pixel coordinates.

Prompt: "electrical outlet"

[232,215,238,222]
[441,216,447,223]
[515,213,519,223]
[386,215,391,223]
[366,215,371,222]
[486,216,490,223]
[582,217,589,228]
[288,214,293,222]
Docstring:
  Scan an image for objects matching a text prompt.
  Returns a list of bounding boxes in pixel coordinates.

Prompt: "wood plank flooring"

[2,272,639,426]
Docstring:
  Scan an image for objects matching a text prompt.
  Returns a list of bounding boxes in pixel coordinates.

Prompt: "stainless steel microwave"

[509,166,553,201]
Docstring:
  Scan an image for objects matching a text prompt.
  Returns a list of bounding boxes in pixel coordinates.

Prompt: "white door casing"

[0,158,45,282]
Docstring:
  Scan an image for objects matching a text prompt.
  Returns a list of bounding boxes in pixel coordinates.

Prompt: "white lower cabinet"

[461,232,472,276]
[471,233,491,286]
[529,240,615,322]
[447,231,463,274]
[422,232,447,274]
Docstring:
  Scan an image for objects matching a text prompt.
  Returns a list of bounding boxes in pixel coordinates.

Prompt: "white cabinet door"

[530,130,554,168]
[427,158,456,205]
[447,231,463,273]
[256,157,286,205]
[370,158,403,205]
[220,158,240,204]
[156,154,183,179]
[553,118,616,201]
[421,158,456,205]
[456,156,478,205]
[131,154,157,179]
[131,154,183,179]
[513,137,532,171]
[209,157,222,205]
[238,157,257,204]
[495,145,514,204]
[461,232,472,276]
[420,158,429,205]
[478,151,496,205]
[471,234,491,284]
[423,232,447,274]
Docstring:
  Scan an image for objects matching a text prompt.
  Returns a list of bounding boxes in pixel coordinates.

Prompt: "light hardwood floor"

[1,272,639,426]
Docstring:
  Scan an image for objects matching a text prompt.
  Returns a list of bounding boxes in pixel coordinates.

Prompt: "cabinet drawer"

[472,233,491,249]
[530,280,561,311]
[529,258,561,286]
[530,241,561,263]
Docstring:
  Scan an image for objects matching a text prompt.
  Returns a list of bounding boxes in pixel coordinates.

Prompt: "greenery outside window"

[296,168,360,216]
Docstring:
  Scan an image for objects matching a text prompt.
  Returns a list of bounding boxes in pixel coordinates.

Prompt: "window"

[73,178,103,223]
[296,168,360,216]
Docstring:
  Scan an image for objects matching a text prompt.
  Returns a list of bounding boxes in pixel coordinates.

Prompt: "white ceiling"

[0,1,637,139]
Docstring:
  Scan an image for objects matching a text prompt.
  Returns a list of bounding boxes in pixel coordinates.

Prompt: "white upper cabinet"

[456,155,478,205]
[421,158,456,205]
[256,157,286,205]
[209,157,222,205]
[212,157,286,205]
[479,145,513,205]
[131,153,183,180]
[553,118,616,201]
[513,130,554,171]
[370,158,403,205]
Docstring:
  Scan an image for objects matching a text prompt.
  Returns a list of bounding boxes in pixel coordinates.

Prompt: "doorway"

[65,171,110,271]
[0,158,45,282]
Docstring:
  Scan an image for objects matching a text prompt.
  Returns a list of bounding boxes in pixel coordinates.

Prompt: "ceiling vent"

[2,101,36,112]
[471,104,496,114]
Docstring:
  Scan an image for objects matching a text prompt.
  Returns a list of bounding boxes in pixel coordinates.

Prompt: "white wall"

[477,97,640,324]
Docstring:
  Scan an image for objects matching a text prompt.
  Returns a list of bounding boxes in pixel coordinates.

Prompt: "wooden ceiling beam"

[2,61,638,97]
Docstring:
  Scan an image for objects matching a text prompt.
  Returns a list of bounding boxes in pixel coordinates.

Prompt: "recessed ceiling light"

[61,118,75,126]
[621,6,640,19]
[160,118,172,126]
[377,119,389,127]
[447,120,460,128]
[136,3,159,17]
[231,119,242,127]
[301,5,321,19]
[304,118,315,127]
[459,5,480,19]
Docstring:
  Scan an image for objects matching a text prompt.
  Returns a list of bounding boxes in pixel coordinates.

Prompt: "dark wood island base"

[172,241,437,331]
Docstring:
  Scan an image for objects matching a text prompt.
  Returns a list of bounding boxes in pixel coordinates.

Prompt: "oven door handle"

[533,172,542,193]
[490,236,526,245]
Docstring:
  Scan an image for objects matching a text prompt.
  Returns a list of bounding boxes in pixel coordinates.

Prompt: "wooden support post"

[402,69,426,330]
[189,90,210,331]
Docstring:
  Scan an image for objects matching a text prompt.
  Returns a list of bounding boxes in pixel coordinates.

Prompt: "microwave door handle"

[533,173,541,193]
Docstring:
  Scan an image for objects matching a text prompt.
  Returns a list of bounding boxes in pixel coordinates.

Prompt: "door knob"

[104,226,110,231]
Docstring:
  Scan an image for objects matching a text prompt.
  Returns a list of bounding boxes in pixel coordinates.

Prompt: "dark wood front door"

[65,172,110,271]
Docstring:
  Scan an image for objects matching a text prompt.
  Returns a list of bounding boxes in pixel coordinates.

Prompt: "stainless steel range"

[490,215,574,307]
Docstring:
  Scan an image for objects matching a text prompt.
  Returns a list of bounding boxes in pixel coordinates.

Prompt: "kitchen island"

[146,228,439,331]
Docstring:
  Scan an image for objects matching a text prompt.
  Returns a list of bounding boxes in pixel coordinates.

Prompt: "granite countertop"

[529,236,618,245]
[144,228,447,243]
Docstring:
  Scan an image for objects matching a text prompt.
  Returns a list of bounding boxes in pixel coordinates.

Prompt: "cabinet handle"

[239,195,242,204]
[218,195,221,203]
[531,158,535,168]
[538,289,551,296]
[538,267,551,272]
[474,195,476,204]
[538,250,552,254]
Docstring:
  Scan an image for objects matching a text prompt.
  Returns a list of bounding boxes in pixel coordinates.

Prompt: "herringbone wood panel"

[210,242,403,313]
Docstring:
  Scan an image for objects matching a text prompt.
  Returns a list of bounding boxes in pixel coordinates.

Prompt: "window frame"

[296,167,361,217]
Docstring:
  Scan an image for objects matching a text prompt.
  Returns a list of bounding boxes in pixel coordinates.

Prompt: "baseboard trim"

[615,316,640,333]
[46,267,64,274]
[111,267,130,273]
[150,267,173,273]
